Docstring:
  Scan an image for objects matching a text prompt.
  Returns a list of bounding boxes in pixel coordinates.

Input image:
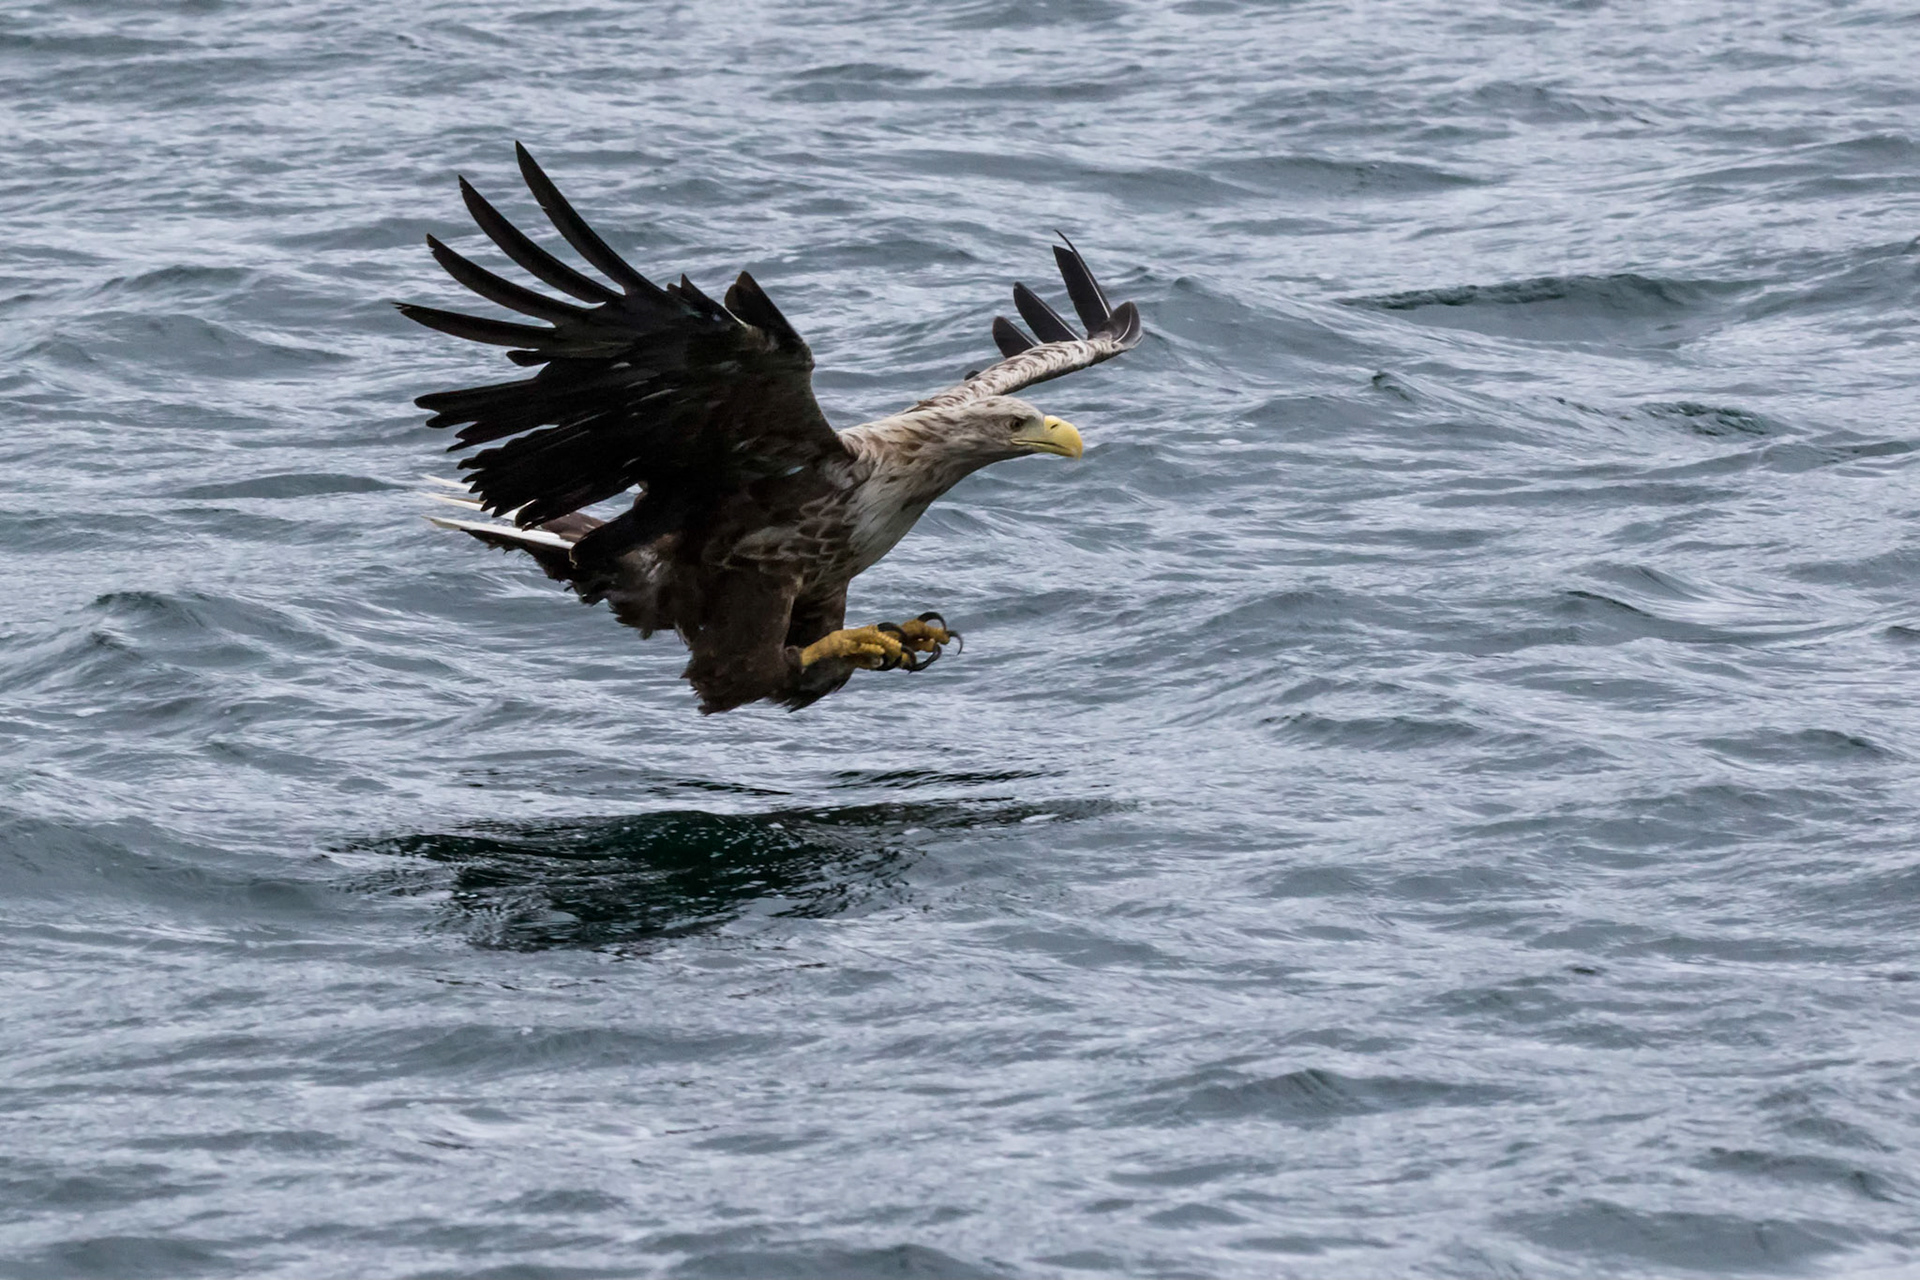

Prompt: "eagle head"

[849,395,1087,518]
[943,395,1083,463]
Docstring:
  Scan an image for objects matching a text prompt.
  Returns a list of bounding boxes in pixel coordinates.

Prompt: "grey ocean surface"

[4,0,1919,1275]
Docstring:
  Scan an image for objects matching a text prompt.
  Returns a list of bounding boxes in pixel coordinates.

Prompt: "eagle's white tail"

[425,515,574,550]
[419,475,574,549]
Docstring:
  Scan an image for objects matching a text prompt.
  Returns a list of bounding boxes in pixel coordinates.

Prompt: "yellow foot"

[800,625,906,671]
[800,613,962,672]
[896,612,958,655]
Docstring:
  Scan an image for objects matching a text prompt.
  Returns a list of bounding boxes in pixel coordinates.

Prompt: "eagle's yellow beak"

[1012,415,1084,459]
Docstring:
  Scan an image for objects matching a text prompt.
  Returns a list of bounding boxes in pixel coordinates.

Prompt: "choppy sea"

[5,1,1920,1275]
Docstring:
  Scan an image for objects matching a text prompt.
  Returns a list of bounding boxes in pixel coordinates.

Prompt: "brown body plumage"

[404,145,1142,712]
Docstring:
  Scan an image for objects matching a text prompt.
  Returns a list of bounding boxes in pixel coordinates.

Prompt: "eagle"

[400,145,1142,713]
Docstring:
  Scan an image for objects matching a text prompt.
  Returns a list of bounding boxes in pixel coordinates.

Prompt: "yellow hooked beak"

[1011,415,1084,459]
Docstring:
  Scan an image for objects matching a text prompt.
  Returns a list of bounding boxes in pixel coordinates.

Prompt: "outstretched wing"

[399,143,852,565]
[911,236,1143,411]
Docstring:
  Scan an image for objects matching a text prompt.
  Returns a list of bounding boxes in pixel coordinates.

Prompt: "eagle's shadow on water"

[361,783,1114,951]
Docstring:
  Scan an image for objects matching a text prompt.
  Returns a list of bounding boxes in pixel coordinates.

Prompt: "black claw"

[871,615,962,674]
[916,610,960,655]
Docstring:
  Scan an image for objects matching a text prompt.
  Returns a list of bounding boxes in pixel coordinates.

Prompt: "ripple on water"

[1112,1065,1524,1128]
[1505,1201,1868,1273]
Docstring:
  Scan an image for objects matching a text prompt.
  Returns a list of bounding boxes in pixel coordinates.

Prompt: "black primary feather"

[724,272,804,351]
[1052,234,1114,332]
[426,236,590,325]
[1013,282,1078,343]
[991,316,1036,357]
[1103,300,1143,344]
[914,237,1143,412]
[460,178,621,305]
[513,141,662,299]
[396,303,552,349]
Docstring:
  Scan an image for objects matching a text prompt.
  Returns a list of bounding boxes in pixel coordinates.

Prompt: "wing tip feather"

[991,315,1036,358]
[1011,281,1078,344]
[1103,300,1143,349]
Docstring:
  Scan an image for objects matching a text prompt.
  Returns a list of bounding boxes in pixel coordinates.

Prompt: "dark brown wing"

[911,236,1143,411]
[399,143,854,567]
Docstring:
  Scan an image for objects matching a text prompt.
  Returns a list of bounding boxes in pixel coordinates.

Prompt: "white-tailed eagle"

[401,144,1142,713]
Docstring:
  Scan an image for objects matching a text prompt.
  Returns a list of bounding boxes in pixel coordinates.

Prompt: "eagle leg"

[799,616,959,673]
[799,625,908,671]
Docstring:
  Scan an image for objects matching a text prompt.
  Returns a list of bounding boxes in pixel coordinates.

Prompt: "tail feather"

[419,483,671,635]
[423,464,585,582]
[425,514,573,550]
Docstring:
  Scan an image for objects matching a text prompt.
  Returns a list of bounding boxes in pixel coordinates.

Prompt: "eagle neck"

[837,410,1013,573]
[842,410,1008,505]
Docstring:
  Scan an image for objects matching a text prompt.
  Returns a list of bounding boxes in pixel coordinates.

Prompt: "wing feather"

[400,145,851,566]
[724,271,804,350]
[1012,282,1078,344]
[914,240,1142,410]
[396,303,554,349]
[460,178,621,305]
[1052,233,1114,331]
[991,316,1037,357]
[426,235,592,325]
[514,142,675,305]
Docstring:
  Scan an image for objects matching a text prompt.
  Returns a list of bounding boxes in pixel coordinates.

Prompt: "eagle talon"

[897,614,955,651]
[893,613,959,669]
[801,615,960,674]
[911,611,962,652]
[874,622,909,671]
[879,621,944,671]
